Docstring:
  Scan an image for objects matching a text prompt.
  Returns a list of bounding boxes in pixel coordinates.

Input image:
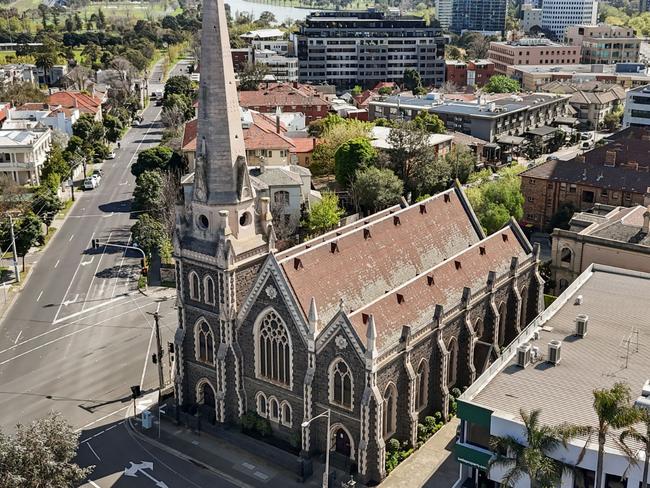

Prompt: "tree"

[483,75,521,93]
[351,167,403,214]
[445,45,463,60]
[0,83,46,105]
[102,114,123,143]
[466,33,491,59]
[41,144,70,185]
[164,75,194,99]
[444,145,476,183]
[33,186,63,232]
[413,111,446,134]
[308,113,346,138]
[310,118,372,176]
[96,8,106,30]
[131,213,170,260]
[238,62,271,91]
[302,192,344,237]
[0,412,92,487]
[385,120,438,193]
[548,202,576,231]
[620,409,650,488]
[0,212,42,271]
[592,383,642,488]
[131,146,175,177]
[257,10,277,26]
[35,50,60,82]
[489,408,590,488]
[351,85,362,97]
[133,170,164,214]
[403,67,422,92]
[334,137,377,186]
[466,168,524,234]
[73,114,105,142]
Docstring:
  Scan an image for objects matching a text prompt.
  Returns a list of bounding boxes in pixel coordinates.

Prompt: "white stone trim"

[189,270,200,301]
[268,396,280,422]
[253,306,294,391]
[328,357,355,411]
[256,391,268,418]
[280,400,292,428]
[330,422,356,461]
[193,317,216,365]
[382,382,398,439]
[316,314,365,362]
[195,377,217,420]
[204,275,216,305]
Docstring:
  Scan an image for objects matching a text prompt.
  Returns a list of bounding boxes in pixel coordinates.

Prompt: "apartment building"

[445,59,496,87]
[436,0,453,29]
[622,84,650,128]
[0,127,51,185]
[488,38,581,74]
[565,24,641,64]
[541,0,598,40]
[296,9,445,89]
[520,126,650,229]
[369,92,572,142]
[450,0,507,34]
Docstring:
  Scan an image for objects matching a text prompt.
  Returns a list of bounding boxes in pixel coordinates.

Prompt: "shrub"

[240,411,257,432]
[255,416,272,437]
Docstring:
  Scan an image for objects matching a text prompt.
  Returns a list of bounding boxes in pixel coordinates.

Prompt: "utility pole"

[148,310,165,391]
[8,215,20,283]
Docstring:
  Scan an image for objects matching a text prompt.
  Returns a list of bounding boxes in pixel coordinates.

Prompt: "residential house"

[6,103,80,136]
[238,82,330,123]
[0,63,38,87]
[455,263,650,488]
[519,126,650,230]
[0,127,51,185]
[37,64,68,86]
[369,125,453,157]
[445,59,496,88]
[551,204,650,294]
[47,91,104,122]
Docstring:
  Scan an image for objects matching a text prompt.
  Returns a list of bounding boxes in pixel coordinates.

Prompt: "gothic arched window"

[269,397,279,421]
[330,358,353,409]
[382,383,398,439]
[447,338,458,387]
[196,320,214,364]
[204,275,215,305]
[256,392,267,418]
[189,271,200,301]
[415,360,429,411]
[520,286,529,329]
[281,401,292,427]
[256,310,292,387]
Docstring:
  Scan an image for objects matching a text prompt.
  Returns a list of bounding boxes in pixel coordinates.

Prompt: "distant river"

[225,0,325,22]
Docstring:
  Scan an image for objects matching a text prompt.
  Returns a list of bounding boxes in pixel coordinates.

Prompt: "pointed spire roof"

[193,0,249,205]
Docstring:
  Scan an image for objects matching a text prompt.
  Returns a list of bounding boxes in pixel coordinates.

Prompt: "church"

[171,0,545,483]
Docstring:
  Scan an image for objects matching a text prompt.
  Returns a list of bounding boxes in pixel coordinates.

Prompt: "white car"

[84,177,97,190]
[106,151,116,159]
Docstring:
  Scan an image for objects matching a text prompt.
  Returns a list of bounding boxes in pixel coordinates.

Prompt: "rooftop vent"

[293,257,303,270]
[396,293,405,304]
[574,295,583,305]
[517,343,532,368]
[444,194,451,203]
[548,340,562,365]
[393,215,401,226]
[364,228,371,239]
[419,203,427,214]
[575,314,588,337]
[330,242,339,253]
[427,275,434,286]
[479,246,486,255]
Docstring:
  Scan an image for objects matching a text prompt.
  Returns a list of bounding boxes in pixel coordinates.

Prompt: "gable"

[316,312,365,363]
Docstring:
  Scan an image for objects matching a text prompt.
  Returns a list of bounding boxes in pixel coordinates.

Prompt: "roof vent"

[444,193,451,203]
[454,260,462,270]
[575,314,588,337]
[396,293,405,304]
[393,215,401,226]
[479,246,486,255]
[361,312,369,324]
[502,233,509,242]
[330,242,339,253]
[574,295,583,305]
[419,203,427,214]
[548,340,562,365]
[517,343,532,368]
[427,275,434,286]
[293,257,303,270]
[364,228,371,239]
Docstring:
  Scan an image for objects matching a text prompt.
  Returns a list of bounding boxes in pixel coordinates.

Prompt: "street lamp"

[301,408,331,488]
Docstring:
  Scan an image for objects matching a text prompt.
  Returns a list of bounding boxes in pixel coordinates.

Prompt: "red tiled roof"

[47,91,102,114]
[348,225,530,349]
[373,82,397,91]
[238,82,330,109]
[354,90,377,108]
[278,187,485,328]
[290,137,317,154]
[182,118,198,152]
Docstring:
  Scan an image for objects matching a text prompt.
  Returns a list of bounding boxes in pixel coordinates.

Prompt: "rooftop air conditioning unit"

[575,314,588,337]
[517,343,532,368]
[548,340,562,365]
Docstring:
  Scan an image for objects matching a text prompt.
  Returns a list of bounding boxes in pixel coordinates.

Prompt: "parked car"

[106,151,116,159]
[84,177,97,190]
[91,174,101,186]
[92,169,103,183]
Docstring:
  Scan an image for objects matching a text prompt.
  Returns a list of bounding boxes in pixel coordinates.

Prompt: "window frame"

[254,307,293,390]
[204,275,216,305]
[329,358,354,411]
[189,271,200,301]
[195,319,215,365]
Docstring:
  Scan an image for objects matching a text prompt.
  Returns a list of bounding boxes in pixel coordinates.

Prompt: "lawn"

[9,0,42,13]
[74,0,179,20]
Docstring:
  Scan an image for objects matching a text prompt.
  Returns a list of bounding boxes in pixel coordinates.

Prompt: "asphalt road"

[0,58,237,488]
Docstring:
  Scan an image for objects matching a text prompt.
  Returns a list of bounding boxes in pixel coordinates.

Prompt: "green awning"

[455,443,493,470]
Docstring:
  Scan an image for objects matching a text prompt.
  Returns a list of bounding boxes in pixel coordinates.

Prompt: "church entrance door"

[334,428,351,457]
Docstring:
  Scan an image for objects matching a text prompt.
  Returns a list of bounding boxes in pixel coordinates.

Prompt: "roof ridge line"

[348,223,525,318]
[277,188,457,264]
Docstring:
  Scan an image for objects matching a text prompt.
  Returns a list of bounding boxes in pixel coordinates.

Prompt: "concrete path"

[379,417,460,488]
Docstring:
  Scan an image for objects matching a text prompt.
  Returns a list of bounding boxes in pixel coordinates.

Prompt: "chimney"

[259,157,265,174]
[643,206,650,233]
[292,81,298,89]
[312,137,317,149]
[275,115,281,134]
[605,150,617,166]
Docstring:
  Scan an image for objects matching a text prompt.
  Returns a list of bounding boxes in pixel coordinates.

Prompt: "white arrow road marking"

[124,462,168,488]
[119,181,128,186]
[102,212,114,218]
[63,294,79,306]
[54,259,60,268]
[80,256,95,266]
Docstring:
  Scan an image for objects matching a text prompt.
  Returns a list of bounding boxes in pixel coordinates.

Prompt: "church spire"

[193,0,248,205]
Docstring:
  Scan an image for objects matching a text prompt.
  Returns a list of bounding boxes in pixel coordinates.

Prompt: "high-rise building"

[450,0,507,34]
[541,0,598,40]
[565,24,641,64]
[436,0,453,30]
[296,9,445,89]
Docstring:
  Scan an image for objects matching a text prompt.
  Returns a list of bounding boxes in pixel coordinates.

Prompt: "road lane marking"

[80,257,95,266]
[53,232,95,324]
[69,234,75,241]
[14,331,22,344]
[82,231,112,312]
[111,234,132,298]
[62,293,79,307]
[77,410,128,434]
[36,290,43,302]
[87,481,101,488]
[53,295,126,325]
[54,259,60,268]
[87,442,101,461]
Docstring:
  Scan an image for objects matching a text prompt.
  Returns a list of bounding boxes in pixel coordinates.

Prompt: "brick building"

[173,0,544,484]
[488,38,581,74]
[445,60,496,88]
[520,126,650,230]
[238,82,330,123]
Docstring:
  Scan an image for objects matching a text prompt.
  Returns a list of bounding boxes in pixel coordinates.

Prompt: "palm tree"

[593,383,642,488]
[489,408,591,488]
[620,409,650,488]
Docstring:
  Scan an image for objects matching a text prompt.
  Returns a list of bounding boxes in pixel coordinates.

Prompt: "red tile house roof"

[47,91,102,115]
[238,83,329,110]
[182,118,198,152]
[277,187,488,331]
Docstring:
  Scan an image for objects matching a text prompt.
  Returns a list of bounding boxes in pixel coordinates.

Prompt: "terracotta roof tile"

[238,82,329,109]
[290,137,317,154]
[47,91,102,114]
[348,225,530,350]
[182,118,198,151]
[278,188,484,327]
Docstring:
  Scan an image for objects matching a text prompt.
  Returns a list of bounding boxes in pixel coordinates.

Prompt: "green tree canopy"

[131,146,176,177]
[334,137,377,186]
[351,167,403,214]
[0,212,42,271]
[302,192,344,237]
[133,170,164,214]
[33,186,63,231]
[131,213,170,260]
[466,168,524,234]
[41,144,70,186]
[73,114,105,142]
[238,62,271,91]
[483,75,521,93]
[103,114,124,143]
[413,111,446,134]
[0,412,92,487]
[0,83,46,105]
[403,67,422,91]
[164,75,194,99]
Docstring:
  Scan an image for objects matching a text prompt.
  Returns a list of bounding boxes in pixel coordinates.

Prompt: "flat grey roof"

[471,265,650,450]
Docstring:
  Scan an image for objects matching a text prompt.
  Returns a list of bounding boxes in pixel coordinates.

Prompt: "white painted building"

[0,127,52,185]
[455,263,650,488]
[254,50,298,82]
[541,0,598,41]
[7,103,80,136]
[622,84,650,129]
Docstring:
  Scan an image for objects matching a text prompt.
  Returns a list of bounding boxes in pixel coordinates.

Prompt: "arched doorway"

[196,379,216,424]
[334,428,351,457]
